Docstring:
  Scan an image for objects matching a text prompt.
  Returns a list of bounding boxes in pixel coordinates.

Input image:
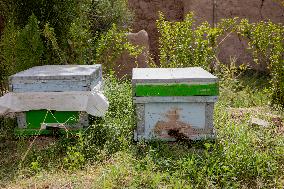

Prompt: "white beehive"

[132,67,218,141]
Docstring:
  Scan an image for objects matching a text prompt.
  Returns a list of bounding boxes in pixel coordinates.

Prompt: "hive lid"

[9,65,102,92]
[10,65,101,81]
[132,67,218,84]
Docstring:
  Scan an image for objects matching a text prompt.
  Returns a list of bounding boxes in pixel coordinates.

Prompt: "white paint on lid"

[10,65,101,80]
[132,67,218,83]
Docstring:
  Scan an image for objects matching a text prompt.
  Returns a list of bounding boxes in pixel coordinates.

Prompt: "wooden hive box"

[9,65,102,136]
[132,67,218,141]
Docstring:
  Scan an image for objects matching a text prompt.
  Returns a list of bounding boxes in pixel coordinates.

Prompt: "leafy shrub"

[238,20,284,107]
[0,0,134,75]
[15,14,44,71]
[63,134,86,171]
[94,24,143,74]
[67,16,94,65]
[157,13,237,70]
[0,1,77,74]
[43,23,70,65]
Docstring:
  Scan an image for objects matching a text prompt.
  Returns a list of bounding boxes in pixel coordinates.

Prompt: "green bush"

[67,16,94,65]
[0,0,134,75]
[0,0,81,74]
[0,21,17,80]
[94,24,143,74]
[15,14,44,71]
[157,13,237,70]
[238,20,284,107]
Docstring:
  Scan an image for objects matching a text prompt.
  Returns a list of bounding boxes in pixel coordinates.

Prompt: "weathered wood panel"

[11,79,101,92]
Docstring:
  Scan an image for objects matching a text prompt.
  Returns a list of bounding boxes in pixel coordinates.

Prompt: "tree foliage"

[0,14,44,74]
[88,0,133,36]
[0,0,135,74]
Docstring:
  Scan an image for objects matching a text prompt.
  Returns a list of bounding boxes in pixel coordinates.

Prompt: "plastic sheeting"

[0,89,109,117]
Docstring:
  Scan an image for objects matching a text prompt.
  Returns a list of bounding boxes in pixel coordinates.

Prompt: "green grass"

[0,73,284,188]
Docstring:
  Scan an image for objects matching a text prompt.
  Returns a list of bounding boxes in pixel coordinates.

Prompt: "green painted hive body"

[10,65,102,136]
[15,110,87,136]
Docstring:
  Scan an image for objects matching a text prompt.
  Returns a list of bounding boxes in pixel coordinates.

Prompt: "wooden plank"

[12,78,101,92]
[16,112,27,128]
[205,103,214,129]
[14,128,85,136]
[134,101,216,141]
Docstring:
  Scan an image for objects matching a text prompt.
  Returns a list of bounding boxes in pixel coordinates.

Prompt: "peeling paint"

[154,108,213,140]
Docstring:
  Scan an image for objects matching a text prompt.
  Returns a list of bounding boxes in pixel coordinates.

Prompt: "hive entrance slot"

[41,123,66,130]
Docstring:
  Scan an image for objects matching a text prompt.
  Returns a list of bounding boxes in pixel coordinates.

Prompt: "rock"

[251,117,270,127]
[114,30,150,78]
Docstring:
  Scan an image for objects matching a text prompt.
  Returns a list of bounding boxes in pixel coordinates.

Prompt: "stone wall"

[129,0,284,69]
[128,0,184,63]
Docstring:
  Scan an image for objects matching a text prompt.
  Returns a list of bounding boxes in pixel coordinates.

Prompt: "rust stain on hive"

[154,108,212,139]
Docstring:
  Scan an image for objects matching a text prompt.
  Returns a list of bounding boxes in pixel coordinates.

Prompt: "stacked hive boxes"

[9,65,102,135]
[132,67,218,141]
